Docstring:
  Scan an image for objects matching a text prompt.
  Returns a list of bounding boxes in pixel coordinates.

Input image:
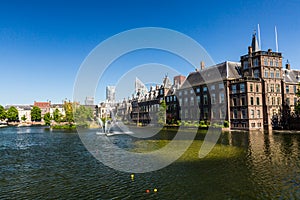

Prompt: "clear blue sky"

[1,0,300,105]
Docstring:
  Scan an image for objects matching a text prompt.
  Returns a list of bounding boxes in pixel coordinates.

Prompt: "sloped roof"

[283,69,300,83]
[180,61,241,88]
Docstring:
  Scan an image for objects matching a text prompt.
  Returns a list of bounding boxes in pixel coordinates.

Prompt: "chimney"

[268,49,272,53]
[200,61,205,70]
[248,46,252,54]
[286,63,290,70]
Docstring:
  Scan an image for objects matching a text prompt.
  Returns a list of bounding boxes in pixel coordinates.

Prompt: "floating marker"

[154,188,158,192]
[130,174,134,180]
[146,189,150,193]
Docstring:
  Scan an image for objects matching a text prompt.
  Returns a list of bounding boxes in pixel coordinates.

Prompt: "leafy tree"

[74,105,93,127]
[157,100,166,126]
[31,106,42,122]
[295,83,300,115]
[21,115,27,122]
[6,106,19,122]
[53,108,62,123]
[43,112,51,126]
[64,102,74,124]
[0,105,6,121]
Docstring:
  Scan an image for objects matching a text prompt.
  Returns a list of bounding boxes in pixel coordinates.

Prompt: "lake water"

[1,126,300,199]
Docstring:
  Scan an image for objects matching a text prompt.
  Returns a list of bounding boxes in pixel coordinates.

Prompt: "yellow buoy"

[154,188,158,192]
[130,174,134,179]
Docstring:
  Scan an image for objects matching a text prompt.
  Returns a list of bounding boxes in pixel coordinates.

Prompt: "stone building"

[119,32,300,130]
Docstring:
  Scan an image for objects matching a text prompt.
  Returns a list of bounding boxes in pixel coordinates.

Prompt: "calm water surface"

[1,126,300,199]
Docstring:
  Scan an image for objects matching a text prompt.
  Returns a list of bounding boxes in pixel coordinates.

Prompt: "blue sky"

[1,0,300,105]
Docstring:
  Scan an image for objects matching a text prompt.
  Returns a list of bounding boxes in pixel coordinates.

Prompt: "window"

[174,96,177,101]
[294,85,297,94]
[276,70,280,78]
[166,96,170,102]
[275,59,279,67]
[204,108,208,119]
[219,83,224,89]
[272,97,275,105]
[242,109,247,119]
[250,84,253,92]
[240,83,245,93]
[250,97,254,105]
[196,96,200,104]
[257,110,261,118]
[286,98,290,106]
[251,123,255,128]
[270,84,274,92]
[184,90,187,95]
[294,98,298,106]
[203,86,207,92]
[233,98,237,106]
[179,91,182,96]
[160,89,163,95]
[233,109,238,119]
[184,97,188,105]
[190,89,193,94]
[286,86,290,93]
[251,110,254,118]
[257,123,261,127]
[256,85,260,92]
[179,98,182,105]
[232,85,237,94]
[270,59,274,66]
[211,94,216,104]
[220,93,225,103]
[254,69,260,78]
[241,97,246,105]
[211,85,215,90]
[264,69,269,78]
[277,97,281,105]
[254,58,258,67]
[276,84,280,93]
[244,61,249,69]
[270,70,274,78]
[256,97,260,105]
[203,95,208,105]
[264,58,268,66]
[196,87,200,93]
[190,97,194,106]
[220,109,226,119]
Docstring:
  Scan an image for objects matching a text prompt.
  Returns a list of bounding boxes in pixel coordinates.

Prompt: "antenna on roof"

[257,24,261,49]
[275,26,278,52]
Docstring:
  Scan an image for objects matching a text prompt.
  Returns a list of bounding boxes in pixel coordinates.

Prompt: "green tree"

[6,106,19,122]
[31,106,42,122]
[43,112,51,126]
[0,105,6,121]
[21,115,27,122]
[53,108,62,123]
[64,102,74,124]
[74,105,93,127]
[157,100,166,126]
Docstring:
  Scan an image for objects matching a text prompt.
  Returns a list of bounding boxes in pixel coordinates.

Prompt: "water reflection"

[1,127,300,199]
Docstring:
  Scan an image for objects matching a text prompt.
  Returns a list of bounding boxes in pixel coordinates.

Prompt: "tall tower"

[106,86,116,102]
[240,32,283,130]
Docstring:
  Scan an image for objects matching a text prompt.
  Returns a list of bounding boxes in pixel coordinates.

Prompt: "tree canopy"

[31,106,42,122]
[53,108,62,123]
[7,106,19,122]
[43,112,51,126]
[0,105,6,121]
[74,105,93,127]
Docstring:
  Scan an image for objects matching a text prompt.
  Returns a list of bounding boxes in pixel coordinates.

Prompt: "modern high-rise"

[106,86,116,102]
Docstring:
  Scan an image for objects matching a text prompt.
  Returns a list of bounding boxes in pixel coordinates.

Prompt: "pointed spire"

[251,31,260,52]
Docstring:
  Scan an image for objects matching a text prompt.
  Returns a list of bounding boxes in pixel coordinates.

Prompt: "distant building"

[85,96,95,105]
[106,86,116,102]
[34,101,51,117]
